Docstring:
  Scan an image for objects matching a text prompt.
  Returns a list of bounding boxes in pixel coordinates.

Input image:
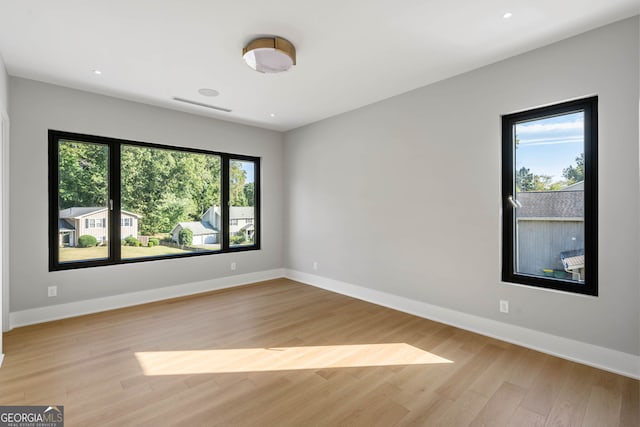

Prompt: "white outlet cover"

[499,300,509,313]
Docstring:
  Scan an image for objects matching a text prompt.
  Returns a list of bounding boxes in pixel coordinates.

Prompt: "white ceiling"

[0,1,637,131]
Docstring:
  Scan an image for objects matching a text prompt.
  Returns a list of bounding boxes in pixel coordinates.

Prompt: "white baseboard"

[9,269,285,329]
[285,269,640,380]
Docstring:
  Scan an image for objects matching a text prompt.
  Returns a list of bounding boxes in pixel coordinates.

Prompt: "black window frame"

[501,96,598,296]
[49,130,261,271]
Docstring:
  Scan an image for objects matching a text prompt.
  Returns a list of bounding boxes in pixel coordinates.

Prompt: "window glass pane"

[58,140,109,263]
[120,145,221,259]
[229,160,256,247]
[513,111,585,282]
[51,130,261,270]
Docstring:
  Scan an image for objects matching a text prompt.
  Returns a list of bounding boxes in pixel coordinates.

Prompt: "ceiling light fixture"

[242,37,296,73]
[503,12,513,19]
[92,69,102,75]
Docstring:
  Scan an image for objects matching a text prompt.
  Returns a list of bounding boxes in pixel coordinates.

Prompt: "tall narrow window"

[502,97,598,295]
[49,130,261,271]
[56,140,110,264]
[228,158,259,249]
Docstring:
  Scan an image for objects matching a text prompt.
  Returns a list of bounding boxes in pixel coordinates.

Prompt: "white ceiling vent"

[172,97,232,113]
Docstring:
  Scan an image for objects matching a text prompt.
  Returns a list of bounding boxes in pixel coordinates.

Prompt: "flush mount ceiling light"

[242,37,296,73]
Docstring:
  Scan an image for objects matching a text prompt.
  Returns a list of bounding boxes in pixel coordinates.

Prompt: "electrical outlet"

[313,261,318,270]
[48,286,57,297]
[230,262,236,271]
[499,300,509,314]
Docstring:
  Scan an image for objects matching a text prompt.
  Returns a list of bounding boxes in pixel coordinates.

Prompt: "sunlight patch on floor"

[134,343,453,375]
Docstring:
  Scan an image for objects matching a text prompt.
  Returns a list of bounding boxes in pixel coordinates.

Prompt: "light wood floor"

[1,278,637,426]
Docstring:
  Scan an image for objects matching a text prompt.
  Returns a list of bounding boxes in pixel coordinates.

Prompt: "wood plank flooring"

[0,278,637,426]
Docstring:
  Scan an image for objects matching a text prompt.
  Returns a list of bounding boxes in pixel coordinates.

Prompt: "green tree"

[120,147,221,234]
[58,141,109,209]
[121,146,177,234]
[178,227,193,247]
[562,153,584,184]
[516,167,534,192]
[532,175,565,191]
[171,152,221,220]
[60,142,224,236]
[243,182,255,206]
[156,194,195,233]
[230,161,248,206]
[517,167,567,192]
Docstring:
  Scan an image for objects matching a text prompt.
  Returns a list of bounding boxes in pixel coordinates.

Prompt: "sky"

[515,112,583,182]
[238,160,255,184]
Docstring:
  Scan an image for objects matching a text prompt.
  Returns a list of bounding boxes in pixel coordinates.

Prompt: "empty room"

[0,1,638,426]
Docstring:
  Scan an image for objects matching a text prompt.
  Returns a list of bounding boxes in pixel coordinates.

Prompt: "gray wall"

[9,78,284,312]
[0,54,7,345]
[284,17,640,356]
[0,55,7,111]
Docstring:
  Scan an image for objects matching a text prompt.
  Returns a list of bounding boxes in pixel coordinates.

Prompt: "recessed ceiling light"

[198,88,219,97]
[503,12,513,19]
[269,113,276,118]
[92,69,102,75]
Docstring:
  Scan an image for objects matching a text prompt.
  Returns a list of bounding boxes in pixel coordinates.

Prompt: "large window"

[502,97,597,295]
[49,130,260,271]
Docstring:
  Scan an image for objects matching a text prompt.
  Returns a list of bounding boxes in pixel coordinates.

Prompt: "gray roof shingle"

[173,221,218,236]
[230,207,254,219]
[59,207,142,218]
[517,191,583,218]
[58,219,75,231]
[59,207,105,218]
